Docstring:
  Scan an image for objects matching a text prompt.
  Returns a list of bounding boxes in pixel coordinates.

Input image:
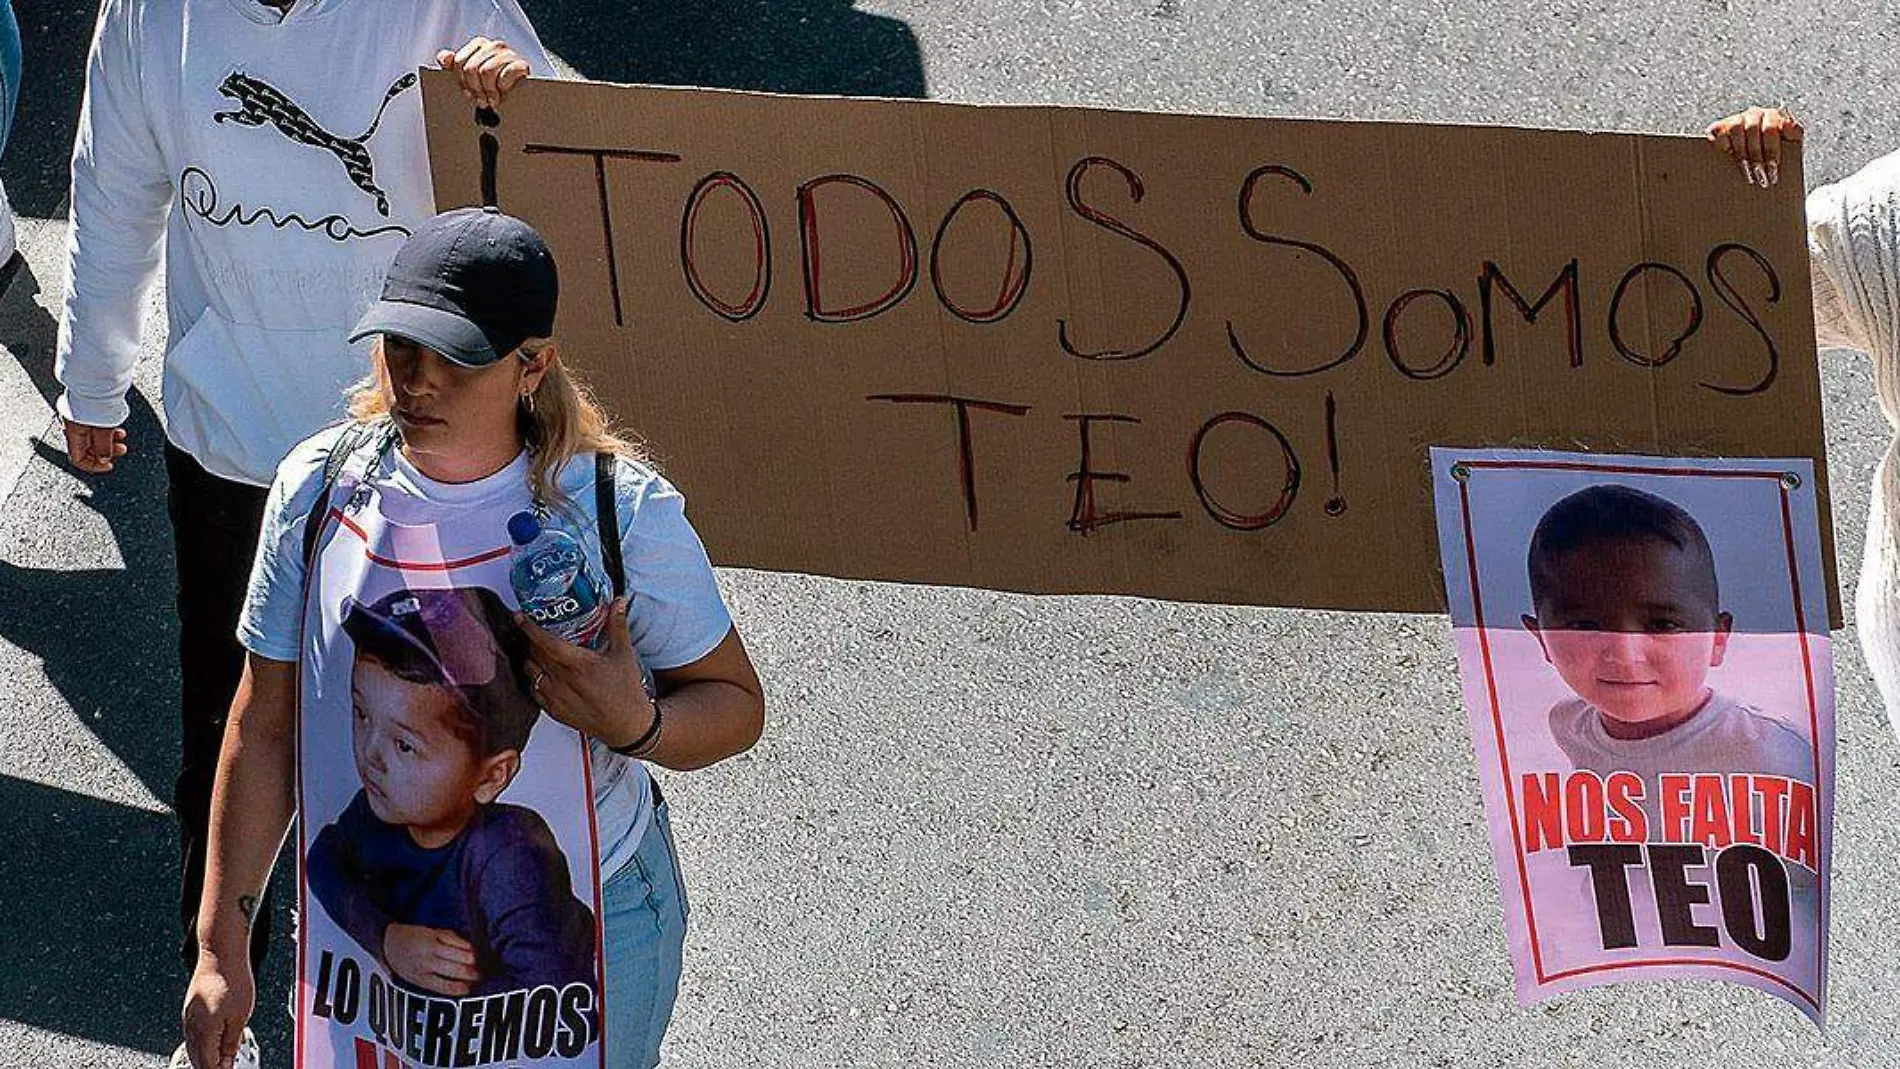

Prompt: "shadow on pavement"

[0,774,295,1055]
[0,253,57,405]
[8,2,97,218]
[523,0,927,97]
[0,262,291,1055]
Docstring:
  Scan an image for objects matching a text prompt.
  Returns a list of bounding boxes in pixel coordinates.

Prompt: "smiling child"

[1522,484,1811,822]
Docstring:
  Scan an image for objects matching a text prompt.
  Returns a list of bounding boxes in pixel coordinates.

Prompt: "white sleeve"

[54,0,173,430]
[236,433,341,663]
[614,463,735,672]
[1805,152,1900,357]
[477,0,569,81]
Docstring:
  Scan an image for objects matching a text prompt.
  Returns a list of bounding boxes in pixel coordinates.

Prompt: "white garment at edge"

[56,0,555,486]
[1808,150,1900,733]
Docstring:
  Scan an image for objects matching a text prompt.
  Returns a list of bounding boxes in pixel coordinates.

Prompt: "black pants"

[166,442,274,976]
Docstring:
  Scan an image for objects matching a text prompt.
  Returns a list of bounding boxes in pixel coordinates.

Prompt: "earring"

[521,390,537,414]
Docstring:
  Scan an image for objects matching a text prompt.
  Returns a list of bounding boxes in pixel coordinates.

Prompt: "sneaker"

[166,1028,260,1069]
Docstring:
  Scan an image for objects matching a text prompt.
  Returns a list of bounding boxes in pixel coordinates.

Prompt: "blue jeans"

[600,798,689,1067]
[0,0,17,155]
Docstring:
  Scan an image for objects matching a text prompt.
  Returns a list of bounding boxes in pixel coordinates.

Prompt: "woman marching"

[180,206,765,1069]
[1706,107,1900,731]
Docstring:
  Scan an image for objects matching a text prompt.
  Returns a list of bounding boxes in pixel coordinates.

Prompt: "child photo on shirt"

[307,584,597,998]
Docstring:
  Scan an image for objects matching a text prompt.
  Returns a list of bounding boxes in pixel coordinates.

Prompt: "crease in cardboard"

[1630,135,1665,455]
[912,94,979,582]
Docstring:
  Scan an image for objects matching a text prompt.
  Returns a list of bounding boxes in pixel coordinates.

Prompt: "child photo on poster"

[1431,447,1834,1024]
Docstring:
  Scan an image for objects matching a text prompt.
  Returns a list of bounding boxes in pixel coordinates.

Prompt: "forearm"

[59,1,172,427]
[640,676,765,772]
[196,659,297,964]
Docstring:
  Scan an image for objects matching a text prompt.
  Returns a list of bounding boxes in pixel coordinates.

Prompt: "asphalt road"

[5,1,1900,1067]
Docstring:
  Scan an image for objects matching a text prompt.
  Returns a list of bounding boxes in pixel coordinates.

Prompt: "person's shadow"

[521,0,926,98]
[0,260,297,1056]
[8,1,101,218]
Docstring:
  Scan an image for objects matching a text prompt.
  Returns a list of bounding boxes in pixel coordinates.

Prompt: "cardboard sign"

[423,73,1838,619]
[1432,446,1834,1023]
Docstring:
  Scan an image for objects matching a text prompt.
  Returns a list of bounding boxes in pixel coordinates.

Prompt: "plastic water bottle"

[507,510,610,649]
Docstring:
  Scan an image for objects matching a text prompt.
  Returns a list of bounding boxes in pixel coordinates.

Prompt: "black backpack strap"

[300,420,389,571]
[595,451,626,600]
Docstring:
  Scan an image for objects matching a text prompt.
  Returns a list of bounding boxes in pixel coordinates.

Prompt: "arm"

[309,796,485,997]
[519,464,765,769]
[645,628,765,771]
[473,812,598,991]
[306,799,397,963]
[56,0,172,466]
[521,610,766,772]
[1807,163,1900,356]
[182,654,297,1069]
[1708,106,1890,355]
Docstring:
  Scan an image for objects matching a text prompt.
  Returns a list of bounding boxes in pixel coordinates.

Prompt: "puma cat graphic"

[213,71,417,216]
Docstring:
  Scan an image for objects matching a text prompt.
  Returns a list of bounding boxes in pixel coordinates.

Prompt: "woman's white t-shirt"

[238,423,734,878]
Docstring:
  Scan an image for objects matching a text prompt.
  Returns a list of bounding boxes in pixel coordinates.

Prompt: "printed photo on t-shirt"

[298,499,607,1069]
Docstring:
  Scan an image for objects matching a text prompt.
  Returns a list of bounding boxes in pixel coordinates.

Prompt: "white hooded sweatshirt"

[56,0,555,485]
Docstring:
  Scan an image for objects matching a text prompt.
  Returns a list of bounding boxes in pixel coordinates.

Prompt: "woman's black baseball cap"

[349,206,558,368]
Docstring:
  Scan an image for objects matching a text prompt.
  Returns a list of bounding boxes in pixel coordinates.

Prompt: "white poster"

[1431,447,1835,1024]
[296,479,605,1068]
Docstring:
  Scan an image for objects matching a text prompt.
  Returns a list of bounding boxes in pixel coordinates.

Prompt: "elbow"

[735,687,766,756]
[676,686,764,773]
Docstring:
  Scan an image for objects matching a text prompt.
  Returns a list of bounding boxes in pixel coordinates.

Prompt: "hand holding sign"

[518,598,658,752]
[1707,107,1804,188]
[435,37,530,111]
[383,923,482,998]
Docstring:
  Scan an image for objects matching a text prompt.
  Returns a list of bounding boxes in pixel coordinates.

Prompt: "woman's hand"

[1707,106,1803,188]
[519,599,658,751]
[384,923,482,997]
[181,954,254,1069]
[436,37,531,110]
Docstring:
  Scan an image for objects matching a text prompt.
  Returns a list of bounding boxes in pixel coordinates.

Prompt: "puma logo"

[213,71,418,216]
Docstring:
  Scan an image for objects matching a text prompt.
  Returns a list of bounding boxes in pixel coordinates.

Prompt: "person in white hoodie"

[52,4,555,1066]
[1708,107,1900,739]
[0,0,18,277]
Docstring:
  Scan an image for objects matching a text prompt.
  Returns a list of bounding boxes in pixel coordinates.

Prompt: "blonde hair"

[346,337,645,516]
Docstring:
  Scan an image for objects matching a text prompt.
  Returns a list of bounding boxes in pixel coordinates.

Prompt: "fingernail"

[1739,158,1753,183]
[1767,161,1780,185]
[1752,162,1770,187]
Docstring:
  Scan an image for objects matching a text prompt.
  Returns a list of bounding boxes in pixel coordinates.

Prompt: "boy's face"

[1523,534,1733,732]
[351,660,519,848]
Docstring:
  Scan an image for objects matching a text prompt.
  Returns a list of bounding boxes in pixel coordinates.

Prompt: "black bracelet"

[609,696,663,757]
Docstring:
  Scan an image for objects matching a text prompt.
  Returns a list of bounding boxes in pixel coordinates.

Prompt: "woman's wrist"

[195,924,251,970]
[607,695,663,756]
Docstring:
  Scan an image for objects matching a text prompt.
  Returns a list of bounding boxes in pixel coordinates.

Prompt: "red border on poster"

[1453,458,1824,1013]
